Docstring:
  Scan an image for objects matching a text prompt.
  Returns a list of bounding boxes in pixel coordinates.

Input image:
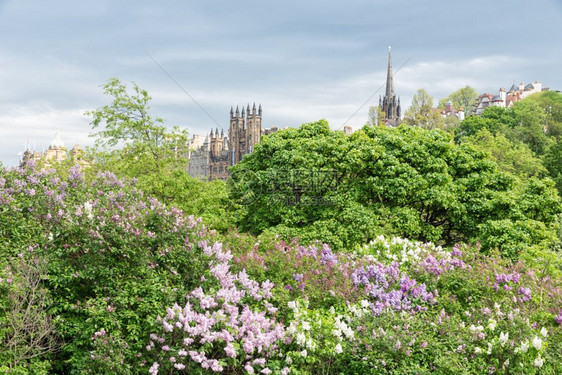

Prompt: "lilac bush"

[148,241,288,374]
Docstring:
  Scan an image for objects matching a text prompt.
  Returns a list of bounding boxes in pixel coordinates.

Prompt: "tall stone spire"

[379,46,400,126]
[385,46,394,100]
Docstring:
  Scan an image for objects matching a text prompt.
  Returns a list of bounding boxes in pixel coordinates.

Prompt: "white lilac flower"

[487,342,493,355]
[335,343,343,354]
[296,332,306,346]
[300,350,307,358]
[306,340,316,350]
[488,319,497,331]
[288,301,297,310]
[532,336,542,351]
[329,306,335,314]
[534,356,544,368]
[301,321,311,331]
[474,347,482,354]
[499,332,509,346]
[84,201,93,219]
[540,327,548,338]
[520,341,529,353]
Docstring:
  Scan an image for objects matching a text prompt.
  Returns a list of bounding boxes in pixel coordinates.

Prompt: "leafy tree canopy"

[86,78,190,177]
[404,88,443,129]
[230,120,561,257]
[462,128,547,180]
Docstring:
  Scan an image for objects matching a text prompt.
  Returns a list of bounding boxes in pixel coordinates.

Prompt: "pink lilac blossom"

[149,241,287,373]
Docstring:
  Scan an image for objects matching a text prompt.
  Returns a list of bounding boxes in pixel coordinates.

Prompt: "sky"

[1,0,561,167]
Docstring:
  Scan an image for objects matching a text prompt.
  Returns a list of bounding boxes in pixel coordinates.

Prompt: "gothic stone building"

[188,103,263,180]
[379,47,401,126]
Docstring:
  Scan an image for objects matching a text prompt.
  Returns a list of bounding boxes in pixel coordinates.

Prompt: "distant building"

[378,46,401,126]
[188,104,263,180]
[439,100,465,120]
[20,131,88,168]
[473,81,549,115]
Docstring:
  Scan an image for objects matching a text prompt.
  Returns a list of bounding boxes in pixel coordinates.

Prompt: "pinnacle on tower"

[235,105,240,116]
[242,106,245,116]
[210,128,214,137]
[230,106,234,116]
[258,104,262,116]
[247,104,251,115]
[252,102,256,114]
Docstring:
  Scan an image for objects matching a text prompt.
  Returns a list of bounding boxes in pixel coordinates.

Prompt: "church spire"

[385,46,394,100]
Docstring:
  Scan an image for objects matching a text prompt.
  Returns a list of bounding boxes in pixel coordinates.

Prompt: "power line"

[147,54,225,132]
[338,52,415,130]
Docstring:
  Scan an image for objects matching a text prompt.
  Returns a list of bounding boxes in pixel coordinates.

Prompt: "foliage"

[0,162,212,373]
[544,140,562,194]
[230,120,561,257]
[403,88,443,129]
[462,128,547,179]
[366,105,386,126]
[524,91,562,139]
[151,235,562,374]
[457,98,554,156]
[438,86,479,115]
[86,78,189,176]
[0,256,58,374]
[2,160,562,374]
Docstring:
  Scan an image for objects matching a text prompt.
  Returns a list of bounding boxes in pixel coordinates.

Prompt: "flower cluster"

[351,262,436,315]
[493,272,520,292]
[148,241,287,374]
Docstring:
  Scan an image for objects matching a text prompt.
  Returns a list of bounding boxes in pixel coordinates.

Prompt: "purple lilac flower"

[555,310,562,327]
[320,244,338,264]
[518,287,531,302]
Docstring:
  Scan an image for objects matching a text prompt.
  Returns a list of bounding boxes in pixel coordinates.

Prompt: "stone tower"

[229,103,262,165]
[379,46,401,126]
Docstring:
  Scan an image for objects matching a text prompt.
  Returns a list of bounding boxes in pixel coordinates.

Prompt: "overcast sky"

[1,0,561,166]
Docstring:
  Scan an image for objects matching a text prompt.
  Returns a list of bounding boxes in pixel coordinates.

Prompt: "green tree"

[404,89,443,129]
[544,140,562,194]
[525,91,562,138]
[463,128,547,179]
[439,86,479,114]
[366,105,386,126]
[230,120,561,256]
[86,78,190,177]
[230,120,380,249]
[509,99,551,155]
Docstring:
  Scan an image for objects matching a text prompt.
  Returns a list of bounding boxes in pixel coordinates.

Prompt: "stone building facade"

[20,131,87,168]
[188,104,264,180]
